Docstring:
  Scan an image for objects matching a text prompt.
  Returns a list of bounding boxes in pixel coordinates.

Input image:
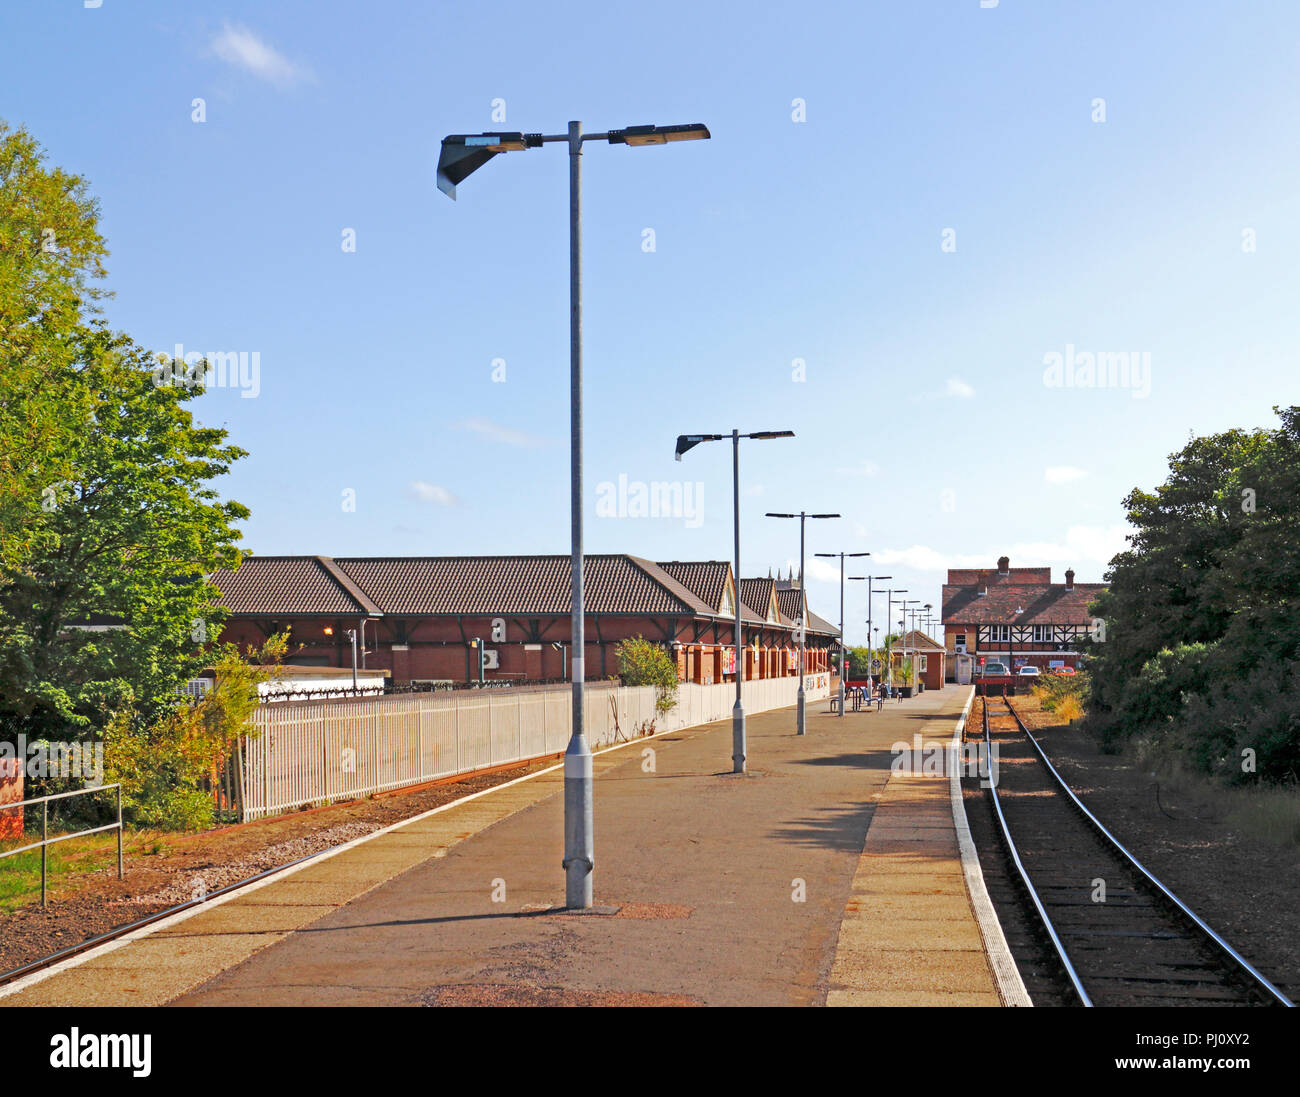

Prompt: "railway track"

[979,695,1292,1007]
[0,845,339,991]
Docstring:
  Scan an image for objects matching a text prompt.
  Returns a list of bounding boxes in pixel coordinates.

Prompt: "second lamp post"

[676,430,793,771]
[764,511,839,735]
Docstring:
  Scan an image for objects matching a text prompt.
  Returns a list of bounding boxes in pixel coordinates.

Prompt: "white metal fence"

[239,675,830,821]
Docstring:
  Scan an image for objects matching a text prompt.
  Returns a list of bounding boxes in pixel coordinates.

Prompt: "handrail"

[0,784,124,907]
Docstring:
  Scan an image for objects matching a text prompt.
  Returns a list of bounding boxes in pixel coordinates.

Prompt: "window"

[953,633,967,651]
[987,625,1009,643]
[1032,624,1053,643]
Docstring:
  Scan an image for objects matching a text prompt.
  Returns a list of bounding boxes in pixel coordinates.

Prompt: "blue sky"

[4,1,1298,643]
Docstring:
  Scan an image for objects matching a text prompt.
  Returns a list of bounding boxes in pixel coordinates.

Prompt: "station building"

[891,630,947,691]
[940,556,1105,678]
[210,555,839,687]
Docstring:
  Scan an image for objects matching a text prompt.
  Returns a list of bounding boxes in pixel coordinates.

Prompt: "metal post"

[732,428,745,773]
[349,629,358,694]
[563,120,594,910]
[41,800,48,908]
[867,575,874,688]
[886,587,892,692]
[838,554,845,717]
[796,513,806,735]
[116,785,124,879]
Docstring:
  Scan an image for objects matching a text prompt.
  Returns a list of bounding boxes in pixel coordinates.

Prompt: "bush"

[103,634,288,831]
[614,636,679,715]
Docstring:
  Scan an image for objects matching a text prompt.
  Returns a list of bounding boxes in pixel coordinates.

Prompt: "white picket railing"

[239,674,831,821]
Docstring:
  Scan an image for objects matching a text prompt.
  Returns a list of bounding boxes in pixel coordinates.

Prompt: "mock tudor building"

[940,556,1105,676]
[210,555,838,687]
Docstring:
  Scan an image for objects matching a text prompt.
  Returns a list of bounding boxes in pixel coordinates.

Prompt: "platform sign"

[722,647,736,675]
[872,659,881,671]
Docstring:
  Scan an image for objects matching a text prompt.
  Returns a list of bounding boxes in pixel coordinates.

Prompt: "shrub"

[614,636,679,715]
[103,634,288,831]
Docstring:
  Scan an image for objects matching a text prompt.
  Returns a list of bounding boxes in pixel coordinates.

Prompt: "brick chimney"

[997,555,1010,575]
[1065,568,1075,591]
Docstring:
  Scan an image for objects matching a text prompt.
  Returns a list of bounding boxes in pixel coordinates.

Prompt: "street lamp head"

[674,432,723,461]
[436,132,543,199]
[608,123,711,146]
[745,430,795,440]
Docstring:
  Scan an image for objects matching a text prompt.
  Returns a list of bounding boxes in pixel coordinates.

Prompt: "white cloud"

[211,24,310,87]
[1045,465,1088,484]
[944,377,975,399]
[407,481,457,506]
[456,417,547,448]
[870,524,1131,576]
[805,557,843,584]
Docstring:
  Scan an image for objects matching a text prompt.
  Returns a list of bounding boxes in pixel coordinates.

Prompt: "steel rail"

[981,697,1093,1005]
[1001,696,1293,1008]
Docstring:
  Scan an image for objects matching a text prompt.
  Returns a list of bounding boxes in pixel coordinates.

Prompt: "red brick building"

[210,555,838,686]
[941,556,1105,675]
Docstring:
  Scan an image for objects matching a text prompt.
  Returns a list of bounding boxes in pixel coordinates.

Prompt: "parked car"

[979,662,1010,676]
[1016,665,1040,677]
[1049,666,1077,677]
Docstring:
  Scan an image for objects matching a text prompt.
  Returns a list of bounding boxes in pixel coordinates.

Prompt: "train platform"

[1,684,1020,1007]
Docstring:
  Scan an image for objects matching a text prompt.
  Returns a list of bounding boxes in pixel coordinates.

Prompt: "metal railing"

[238,676,831,821]
[0,784,123,907]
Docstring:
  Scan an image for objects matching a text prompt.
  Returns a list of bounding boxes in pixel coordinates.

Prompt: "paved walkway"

[2,685,1004,1007]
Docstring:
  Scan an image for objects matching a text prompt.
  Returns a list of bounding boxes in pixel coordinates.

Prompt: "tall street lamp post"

[677,430,794,771]
[439,120,711,910]
[816,552,870,716]
[766,512,840,735]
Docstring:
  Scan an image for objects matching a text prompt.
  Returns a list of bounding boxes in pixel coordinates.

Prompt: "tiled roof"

[894,629,945,652]
[656,561,730,612]
[942,582,1106,626]
[211,554,841,630]
[214,555,719,618]
[775,587,802,623]
[212,556,370,615]
[335,555,711,616]
[738,577,781,625]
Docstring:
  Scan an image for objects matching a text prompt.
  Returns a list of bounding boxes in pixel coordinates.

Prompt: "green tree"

[614,636,679,715]
[0,120,109,569]
[0,329,249,745]
[845,645,874,678]
[1082,407,1300,782]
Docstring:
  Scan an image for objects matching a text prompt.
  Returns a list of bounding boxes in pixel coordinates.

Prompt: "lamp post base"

[732,700,746,774]
[796,686,806,736]
[562,737,593,909]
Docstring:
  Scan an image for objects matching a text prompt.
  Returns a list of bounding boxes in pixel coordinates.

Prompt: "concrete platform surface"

[3,685,1000,1007]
